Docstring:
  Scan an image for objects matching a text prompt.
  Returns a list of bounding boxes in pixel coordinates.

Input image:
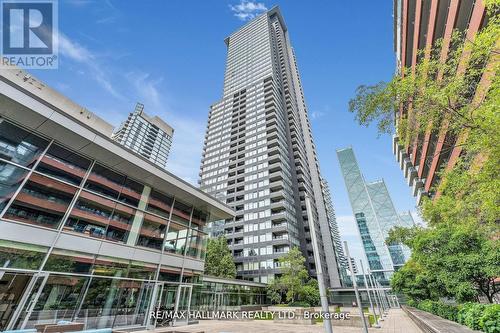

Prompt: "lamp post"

[367,270,384,322]
[305,194,333,333]
[360,260,380,328]
[344,241,369,333]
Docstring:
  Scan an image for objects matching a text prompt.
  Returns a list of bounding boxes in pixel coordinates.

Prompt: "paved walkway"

[151,309,423,333]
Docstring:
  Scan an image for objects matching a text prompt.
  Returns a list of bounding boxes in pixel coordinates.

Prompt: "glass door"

[0,272,33,331]
[174,285,191,326]
[7,272,49,330]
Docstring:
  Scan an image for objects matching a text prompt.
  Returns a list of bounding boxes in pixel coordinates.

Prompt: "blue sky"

[31,0,421,264]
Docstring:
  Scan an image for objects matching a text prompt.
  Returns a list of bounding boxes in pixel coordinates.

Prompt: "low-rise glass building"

[0,67,234,330]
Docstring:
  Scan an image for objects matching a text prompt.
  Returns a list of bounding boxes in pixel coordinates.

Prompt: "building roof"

[0,66,234,221]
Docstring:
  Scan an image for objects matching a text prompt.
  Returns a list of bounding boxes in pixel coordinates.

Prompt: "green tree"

[279,247,310,303]
[204,236,236,278]
[348,1,500,304]
[267,277,286,304]
[266,247,320,306]
[388,223,500,303]
[300,279,321,307]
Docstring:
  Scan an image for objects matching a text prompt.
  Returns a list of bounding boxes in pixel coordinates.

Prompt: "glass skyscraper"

[337,147,414,284]
[200,7,343,287]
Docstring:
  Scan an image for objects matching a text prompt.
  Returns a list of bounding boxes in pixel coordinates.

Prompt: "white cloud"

[125,71,163,108]
[229,1,267,21]
[311,111,325,120]
[56,32,125,100]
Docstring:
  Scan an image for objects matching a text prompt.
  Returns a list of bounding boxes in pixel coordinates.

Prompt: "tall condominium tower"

[112,103,174,169]
[200,7,342,287]
[337,147,414,285]
[320,177,349,273]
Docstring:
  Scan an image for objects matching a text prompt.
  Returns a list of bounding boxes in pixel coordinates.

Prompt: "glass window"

[164,222,188,255]
[26,275,89,325]
[92,256,129,277]
[44,248,95,274]
[191,209,208,230]
[35,144,91,185]
[128,260,157,280]
[0,240,47,270]
[84,164,125,200]
[0,161,29,212]
[171,199,192,226]
[77,276,153,329]
[146,189,173,218]
[118,178,144,207]
[136,213,168,250]
[0,120,48,167]
[66,191,133,243]
[158,265,181,282]
[185,229,207,260]
[4,173,78,229]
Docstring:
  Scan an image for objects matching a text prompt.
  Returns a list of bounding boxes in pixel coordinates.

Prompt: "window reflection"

[5,173,77,229]
[146,190,173,218]
[164,222,188,255]
[0,120,48,167]
[171,199,192,225]
[0,161,29,212]
[186,229,207,260]
[85,164,125,200]
[158,265,181,282]
[44,249,95,274]
[0,240,47,270]
[118,178,143,207]
[137,213,167,250]
[36,144,91,186]
[66,191,133,243]
[191,209,208,230]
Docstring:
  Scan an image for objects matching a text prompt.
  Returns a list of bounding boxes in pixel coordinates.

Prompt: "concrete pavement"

[150,308,423,333]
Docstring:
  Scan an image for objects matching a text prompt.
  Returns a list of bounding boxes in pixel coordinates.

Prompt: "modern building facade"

[337,147,414,285]
[199,7,343,287]
[112,103,174,170]
[0,66,234,330]
[320,177,349,273]
[392,0,488,203]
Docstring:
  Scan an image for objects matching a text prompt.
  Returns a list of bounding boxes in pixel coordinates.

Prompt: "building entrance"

[0,272,35,331]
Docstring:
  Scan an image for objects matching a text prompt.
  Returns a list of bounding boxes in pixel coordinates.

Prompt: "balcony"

[412,177,424,197]
[271,211,286,222]
[270,190,285,200]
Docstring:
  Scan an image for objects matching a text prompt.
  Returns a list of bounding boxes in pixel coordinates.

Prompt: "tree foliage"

[204,236,236,279]
[389,223,500,303]
[349,3,500,304]
[267,247,320,306]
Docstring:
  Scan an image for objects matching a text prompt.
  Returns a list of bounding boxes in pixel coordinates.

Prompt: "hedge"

[415,300,500,333]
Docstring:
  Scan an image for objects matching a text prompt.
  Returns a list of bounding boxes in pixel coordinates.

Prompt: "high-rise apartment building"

[112,103,174,169]
[320,177,349,272]
[392,0,487,203]
[337,147,414,285]
[349,257,359,275]
[200,7,343,287]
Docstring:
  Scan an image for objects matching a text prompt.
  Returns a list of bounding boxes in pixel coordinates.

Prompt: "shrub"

[457,302,475,325]
[479,304,500,333]
[289,301,311,307]
[464,304,486,330]
[417,300,499,333]
[416,300,458,321]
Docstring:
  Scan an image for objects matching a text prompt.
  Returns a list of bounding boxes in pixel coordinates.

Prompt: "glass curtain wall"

[0,119,208,330]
